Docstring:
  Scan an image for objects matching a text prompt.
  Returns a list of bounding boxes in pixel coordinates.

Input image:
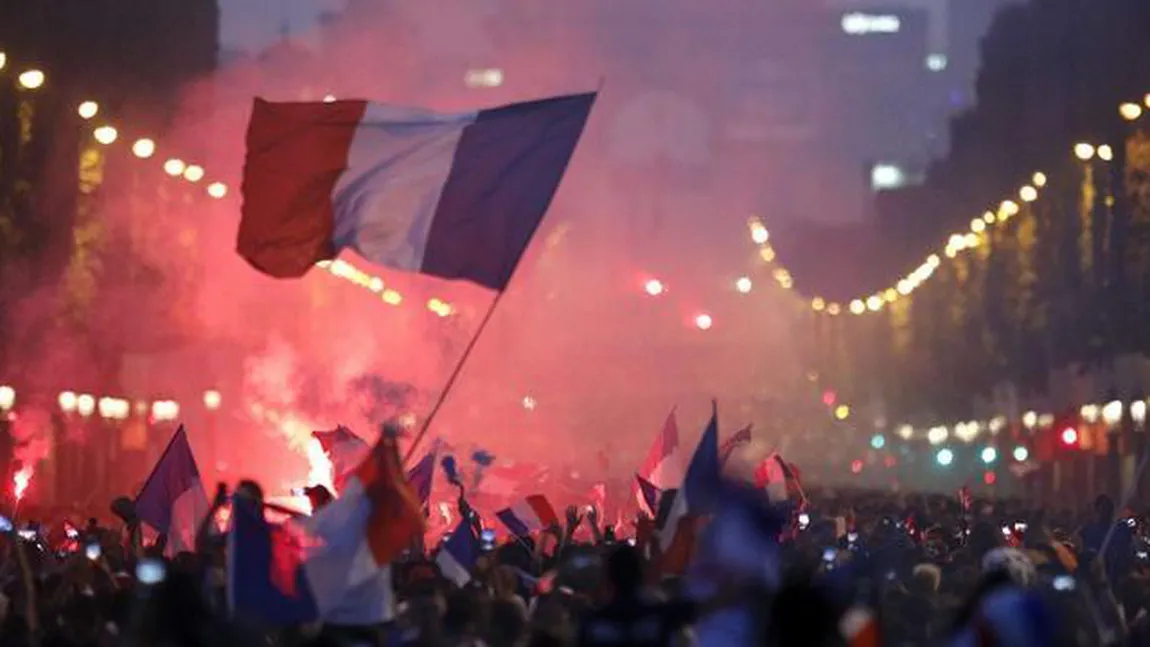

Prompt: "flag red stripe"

[239,98,367,278]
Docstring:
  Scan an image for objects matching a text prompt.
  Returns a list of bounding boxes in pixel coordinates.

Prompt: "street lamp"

[1120,103,1144,121]
[1074,143,1096,161]
[17,69,45,90]
[203,390,221,411]
[93,126,118,145]
[76,394,95,418]
[207,182,228,199]
[58,391,77,413]
[1102,400,1123,428]
[132,138,156,159]
[1132,400,1147,428]
[1098,145,1114,162]
[163,158,186,177]
[77,101,99,120]
[0,385,14,411]
[183,165,205,183]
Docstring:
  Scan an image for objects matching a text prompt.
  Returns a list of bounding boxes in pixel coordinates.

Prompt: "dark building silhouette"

[0,0,219,365]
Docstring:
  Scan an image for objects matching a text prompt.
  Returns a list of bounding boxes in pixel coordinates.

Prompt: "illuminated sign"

[841,12,901,35]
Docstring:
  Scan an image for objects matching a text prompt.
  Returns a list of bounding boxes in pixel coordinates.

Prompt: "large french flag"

[238,93,597,289]
[135,426,209,555]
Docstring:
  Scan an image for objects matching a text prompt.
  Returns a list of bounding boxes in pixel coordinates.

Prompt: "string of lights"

[744,92,1150,318]
[0,50,457,319]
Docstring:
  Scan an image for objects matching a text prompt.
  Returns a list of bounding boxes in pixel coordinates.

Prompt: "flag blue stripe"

[496,509,531,537]
[419,93,596,291]
[228,499,318,625]
[135,427,200,534]
[683,409,720,513]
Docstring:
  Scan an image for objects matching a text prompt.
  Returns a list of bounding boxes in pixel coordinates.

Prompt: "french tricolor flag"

[134,426,209,556]
[496,494,559,537]
[436,521,480,587]
[238,93,596,289]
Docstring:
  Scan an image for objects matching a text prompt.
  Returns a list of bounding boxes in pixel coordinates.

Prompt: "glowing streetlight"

[77,101,99,120]
[183,165,205,182]
[1120,102,1143,121]
[76,394,96,417]
[98,397,130,420]
[750,224,770,244]
[93,126,118,145]
[811,297,826,311]
[1074,143,1096,161]
[644,279,664,296]
[207,182,228,199]
[849,299,866,315]
[58,391,77,413]
[0,385,14,410]
[1032,172,1047,187]
[132,138,156,159]
[694,313,713,330]
[970,218,986,233]
[17,69,45,90]
[1098,145,1114,162]
[735,276,752,294]
[151,400,180,421]
[163,158,186,177]
[1102,400,1123,427]
[1019,185,1038,203]
[522,395,536,410]
[322,94,337,103]
[1132,400,1147,427]
[203,390,222,411]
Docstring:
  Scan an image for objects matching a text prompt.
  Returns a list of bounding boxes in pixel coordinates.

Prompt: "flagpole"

[401,90,599,465]
[403,292,505,465]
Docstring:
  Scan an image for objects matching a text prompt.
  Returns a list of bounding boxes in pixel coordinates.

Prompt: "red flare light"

[13,466,33,501]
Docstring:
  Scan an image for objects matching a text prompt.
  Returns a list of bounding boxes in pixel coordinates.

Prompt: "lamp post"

[203,390,221,479]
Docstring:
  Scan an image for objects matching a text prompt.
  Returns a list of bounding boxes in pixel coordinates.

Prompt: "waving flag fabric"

[635,474,662,517]
[719,424,752,465]
[406,450,437,507]
[312,426,369,492]
[230,436,419,626]
[239,93,596,290]
[436,521,480,586]
[228,497,319,625]
[135,426,209,555]
[755,453,806,508]
[635,409,681,511]
[656,404,721,571]
[496,494,559,537]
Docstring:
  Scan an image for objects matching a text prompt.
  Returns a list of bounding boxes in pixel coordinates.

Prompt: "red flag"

[355,436,425,565]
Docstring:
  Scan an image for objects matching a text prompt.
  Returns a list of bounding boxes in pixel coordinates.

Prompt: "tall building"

[0,0,220,372]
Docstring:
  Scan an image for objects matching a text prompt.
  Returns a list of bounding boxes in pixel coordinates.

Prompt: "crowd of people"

[4,464,1150,647]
